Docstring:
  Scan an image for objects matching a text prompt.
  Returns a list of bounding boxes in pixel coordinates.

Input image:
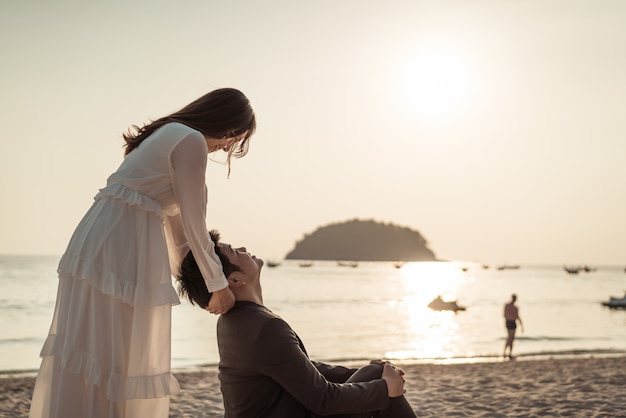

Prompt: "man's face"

[218,243,264,279]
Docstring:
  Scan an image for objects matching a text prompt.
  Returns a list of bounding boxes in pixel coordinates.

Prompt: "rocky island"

[285,219,437,261]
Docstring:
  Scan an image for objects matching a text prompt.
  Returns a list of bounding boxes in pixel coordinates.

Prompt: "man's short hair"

[177,229,239,308]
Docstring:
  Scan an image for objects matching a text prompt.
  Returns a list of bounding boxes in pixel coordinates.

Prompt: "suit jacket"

[217,301,389,417]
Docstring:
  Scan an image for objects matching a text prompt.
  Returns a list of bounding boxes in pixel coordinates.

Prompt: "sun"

[399,48,471,117]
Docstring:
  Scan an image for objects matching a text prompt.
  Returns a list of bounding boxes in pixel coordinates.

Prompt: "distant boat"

[564,266,580,274]
[393,261,405,269]
[298,261,314,268]
[337,261,358,268]
[266,260,281,268]
[497,264,520,270]
[601,292,626,309]
[427,296,466,313]
[564,265,596,274]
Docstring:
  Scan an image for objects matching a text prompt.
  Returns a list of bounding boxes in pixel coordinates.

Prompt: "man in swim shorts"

[503,294,524,359]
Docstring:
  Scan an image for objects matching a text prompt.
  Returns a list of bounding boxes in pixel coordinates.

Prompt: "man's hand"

[206,287,235,314]
[381,362,406,398]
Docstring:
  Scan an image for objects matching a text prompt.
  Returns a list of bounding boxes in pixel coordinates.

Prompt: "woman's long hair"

[123,88,256,172]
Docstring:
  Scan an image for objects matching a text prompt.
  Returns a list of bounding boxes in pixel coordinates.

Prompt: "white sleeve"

[166,133,228,292]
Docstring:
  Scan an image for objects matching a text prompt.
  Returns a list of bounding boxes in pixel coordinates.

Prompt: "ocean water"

[1,255,626,374]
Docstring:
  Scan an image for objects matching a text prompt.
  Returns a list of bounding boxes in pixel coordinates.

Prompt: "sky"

[1,0,625,266]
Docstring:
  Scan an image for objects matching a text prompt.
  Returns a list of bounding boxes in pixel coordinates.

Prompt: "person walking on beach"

[28,88,256,418]
[504,293,524,359]
[178,230,419,417]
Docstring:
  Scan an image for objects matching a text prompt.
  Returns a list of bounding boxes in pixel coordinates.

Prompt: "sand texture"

[1,356,625,417]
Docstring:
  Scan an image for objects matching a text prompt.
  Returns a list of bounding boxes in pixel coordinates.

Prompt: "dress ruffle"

[29,124,205,417]
[41,335,181,402]
[95,180,163,216]
[58,251,180,308]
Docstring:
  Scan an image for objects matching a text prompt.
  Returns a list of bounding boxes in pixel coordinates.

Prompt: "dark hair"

[177,230,240,308]
[123,88,256,175]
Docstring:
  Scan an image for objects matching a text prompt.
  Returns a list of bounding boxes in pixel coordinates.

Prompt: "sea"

[1,255,626,375]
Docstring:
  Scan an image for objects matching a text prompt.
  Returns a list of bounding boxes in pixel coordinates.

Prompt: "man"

[177,230,417,418]
[503,293,524,359]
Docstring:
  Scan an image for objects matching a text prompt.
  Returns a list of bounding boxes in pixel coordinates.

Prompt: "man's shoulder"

[217,303,295,350]
[221,302,283,323]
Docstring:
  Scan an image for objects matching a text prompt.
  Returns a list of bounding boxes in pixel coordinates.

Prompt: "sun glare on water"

[386,262,469,360]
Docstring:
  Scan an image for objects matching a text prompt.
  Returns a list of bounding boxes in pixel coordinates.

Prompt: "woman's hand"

[381,362,406,398]
[206,287,235,314]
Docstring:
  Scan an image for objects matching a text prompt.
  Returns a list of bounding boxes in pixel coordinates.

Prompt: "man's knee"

[346,364,383,383]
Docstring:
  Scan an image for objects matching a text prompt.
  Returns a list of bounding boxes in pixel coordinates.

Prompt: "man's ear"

[227,274,246,288]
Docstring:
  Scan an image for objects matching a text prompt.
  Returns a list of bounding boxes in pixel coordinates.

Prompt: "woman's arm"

[168,133,234,313]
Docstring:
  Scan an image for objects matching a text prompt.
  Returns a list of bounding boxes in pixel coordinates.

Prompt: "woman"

[28,88,256,418]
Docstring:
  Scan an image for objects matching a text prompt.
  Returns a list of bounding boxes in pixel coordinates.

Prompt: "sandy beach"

[2,356,624,417]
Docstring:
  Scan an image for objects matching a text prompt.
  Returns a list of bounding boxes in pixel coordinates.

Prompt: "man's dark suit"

[217,301,389,417]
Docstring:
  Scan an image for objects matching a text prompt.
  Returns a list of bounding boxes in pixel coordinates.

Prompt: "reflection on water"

[386,262,468,360]
[2,257,626,372]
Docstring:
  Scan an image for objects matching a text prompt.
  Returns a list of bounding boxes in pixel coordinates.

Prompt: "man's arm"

[312,361,358,383]
[257,318,389,416]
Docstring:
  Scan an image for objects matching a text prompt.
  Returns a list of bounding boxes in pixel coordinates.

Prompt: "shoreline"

[2,355,625,417]
[5,347,626,377]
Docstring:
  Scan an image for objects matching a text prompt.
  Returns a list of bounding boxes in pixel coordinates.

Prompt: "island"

[285,219,437,261]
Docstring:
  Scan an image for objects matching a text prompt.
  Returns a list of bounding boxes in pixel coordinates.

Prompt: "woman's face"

[222,131,248,151]
[205,130,248,153]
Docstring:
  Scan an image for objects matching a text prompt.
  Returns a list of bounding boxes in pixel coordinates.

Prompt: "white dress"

[29,123,228,418]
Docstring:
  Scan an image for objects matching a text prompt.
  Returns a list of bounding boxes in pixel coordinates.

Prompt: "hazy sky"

[1,0,625,266]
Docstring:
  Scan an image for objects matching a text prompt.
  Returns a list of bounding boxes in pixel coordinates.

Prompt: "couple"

[178,230,418,418]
